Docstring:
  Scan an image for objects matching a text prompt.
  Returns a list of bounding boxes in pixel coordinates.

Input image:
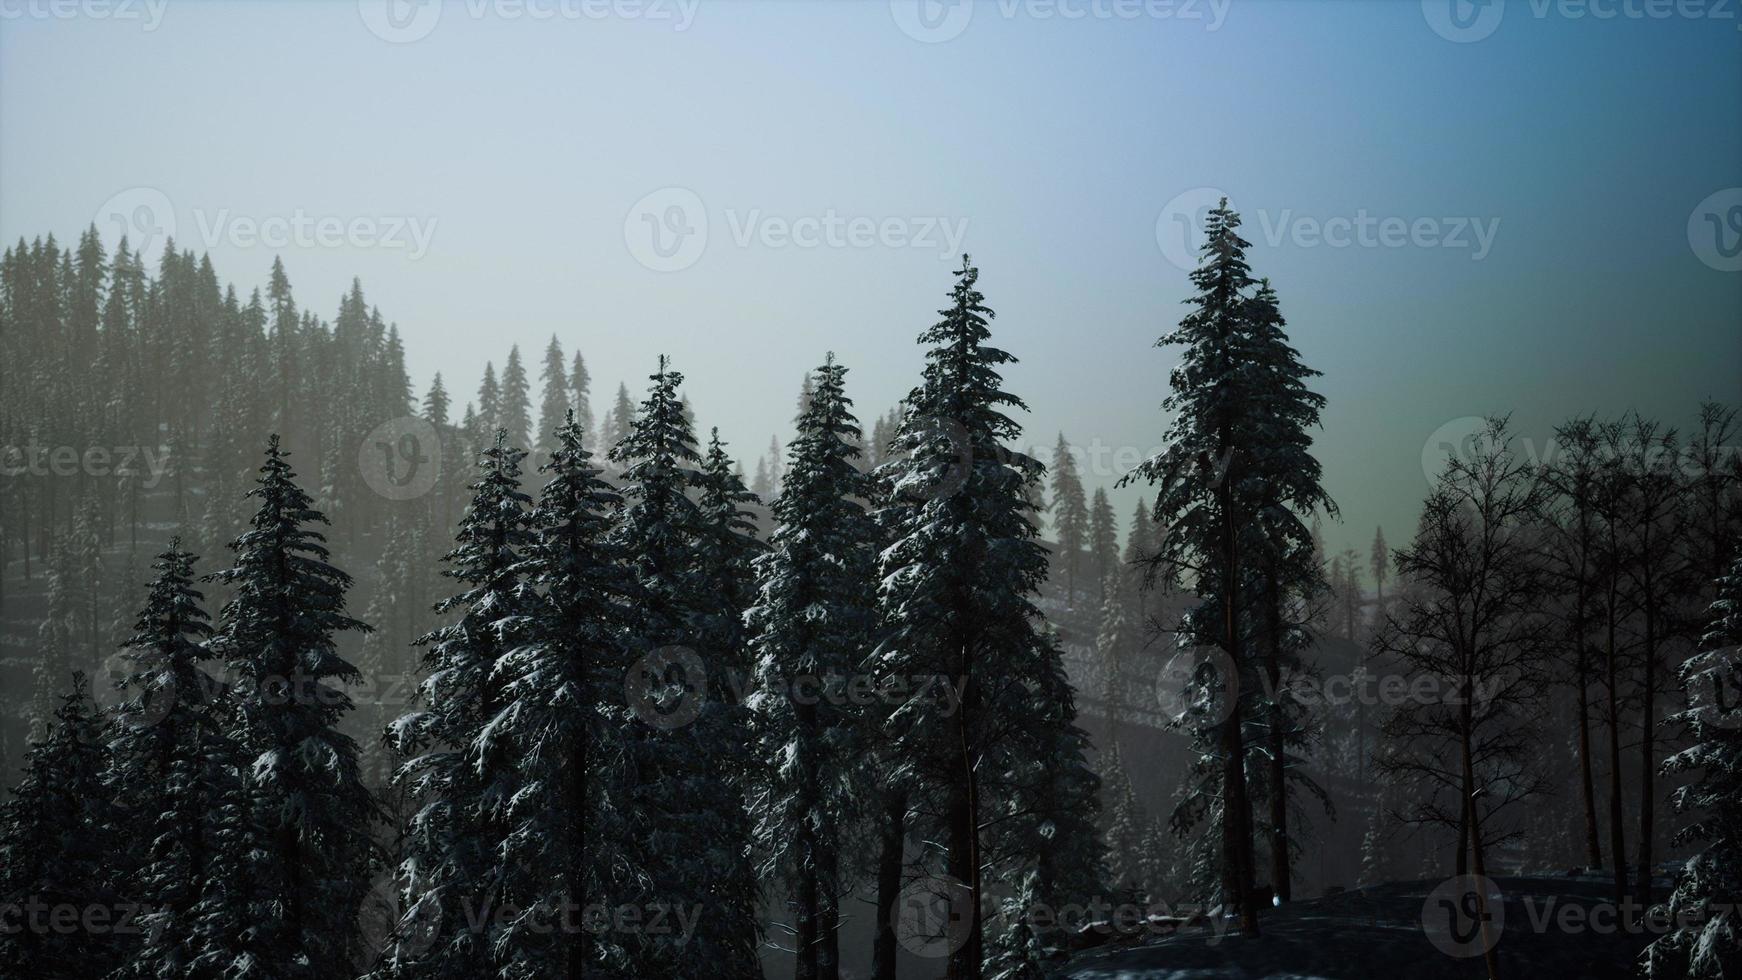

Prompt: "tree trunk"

[1576,647,1602,869]
[796,824,819,980]
[1634,589,1657,905]
[1461,710,1501,980]
[1216,477,1258,937]
[1262,558,1290,902]
[1604,582,1627,903]
[870,791,905,980]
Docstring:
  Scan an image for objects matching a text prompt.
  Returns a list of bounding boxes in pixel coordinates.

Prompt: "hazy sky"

[3,0,1738,565]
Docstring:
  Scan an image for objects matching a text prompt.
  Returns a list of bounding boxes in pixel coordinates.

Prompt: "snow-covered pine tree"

[569,350,594,445]
[1121,202,1332,935]
[483,413,635,978]
[207,435,381,979]
[378,430,537,979]
[695,426,764,702]
[873,257,1098,978]
[0,671,117,979]
[745,355,877,980]
[477,363,501,437]
[104,541,250,980]
[32,540,78,735]
[1644,557,1742,980]
[606,358,761,976]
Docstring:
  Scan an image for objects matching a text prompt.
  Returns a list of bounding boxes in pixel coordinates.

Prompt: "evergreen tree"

[745,355,876,980]
[485,413,635,978]
[500,345,532,452]
[536,335,570,455]
[1087,487,1118,605]
[477,362,501,437]
[423,373,451,429]
[379,431,536,979]
[1645,557,1742,979]
[208,436,380,979]
[1049,433,1089,600]
[0,672,116,979]
[568,349,593,447]
[104,542,250,980]
[874,257,1099,977]
[606,358,762,976]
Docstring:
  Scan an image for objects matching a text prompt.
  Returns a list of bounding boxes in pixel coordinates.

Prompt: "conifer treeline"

[1,245,1103,979]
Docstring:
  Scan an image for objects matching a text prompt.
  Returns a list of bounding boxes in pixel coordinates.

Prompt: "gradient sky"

[3,0,1738,565]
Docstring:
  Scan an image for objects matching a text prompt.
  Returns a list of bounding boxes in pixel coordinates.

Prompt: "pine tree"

[874,257,1099,977]
[477,362,501,437]
[379,431,537,979]
[0,671,116,979]
[1645,557,1742,980]
[207,436,380,979]
[569,349,593,446]
[1049,433,1089,601]
[606,358,762,976]
[423,373,451,429]
[536,335,570,455]
[500,345,532,452]
[1121,201,1333,934]
[485,413,635,978]
[104,541,251,980]
[745,355,877,980]
[1087,487,1118,605]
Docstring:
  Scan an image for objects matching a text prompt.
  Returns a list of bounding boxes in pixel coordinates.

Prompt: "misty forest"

[0,196,1737,980]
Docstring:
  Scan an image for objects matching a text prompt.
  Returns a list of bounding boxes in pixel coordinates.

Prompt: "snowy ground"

[1058,877,1657,979]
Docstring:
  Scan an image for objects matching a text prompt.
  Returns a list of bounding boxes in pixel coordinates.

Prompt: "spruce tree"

[1087,487,1118,605]
[208,436,380,979]
[0,671,116,979]
[104,541,250,980]
[606,359,762,976]
[1049,433,1089,600]
[1645,557,1742,979]
[874,257,1099,978]
[501,345,533,452]
[745,355,877,980]
[568,349,594,444]
[486,413,635,978]
[536,335,570,455]
[379,431,537,979]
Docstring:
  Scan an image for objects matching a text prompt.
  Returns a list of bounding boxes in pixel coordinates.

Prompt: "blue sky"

[3,0,1738,564]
